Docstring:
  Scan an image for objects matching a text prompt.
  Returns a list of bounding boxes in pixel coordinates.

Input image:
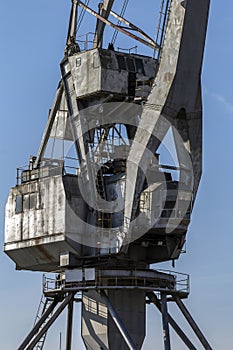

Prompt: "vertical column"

[66,296,74,350]
[161,293,171,350]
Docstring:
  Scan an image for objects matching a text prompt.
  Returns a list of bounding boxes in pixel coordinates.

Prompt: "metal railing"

[76,32,95,51]
[43,269,190,296]
[135,79,153,101]
[16,157,79,185]
[158,269,190,295]
[117,46,138,54]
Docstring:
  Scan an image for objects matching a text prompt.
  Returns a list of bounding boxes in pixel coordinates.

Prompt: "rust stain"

[35,238,54,262]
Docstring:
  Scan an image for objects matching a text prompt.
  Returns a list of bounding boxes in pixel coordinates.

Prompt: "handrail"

[16,157,79,185]
[43,269,190,296]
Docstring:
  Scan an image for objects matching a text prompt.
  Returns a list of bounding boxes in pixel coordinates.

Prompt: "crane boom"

[123,0,210,247]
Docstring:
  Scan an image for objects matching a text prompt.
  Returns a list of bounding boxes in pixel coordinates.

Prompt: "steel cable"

[111,0,129,44]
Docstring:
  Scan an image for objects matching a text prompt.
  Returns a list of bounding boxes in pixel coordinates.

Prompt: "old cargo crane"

[4,1,211,349]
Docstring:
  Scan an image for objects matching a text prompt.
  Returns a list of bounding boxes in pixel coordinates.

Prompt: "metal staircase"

[33,295,54,350]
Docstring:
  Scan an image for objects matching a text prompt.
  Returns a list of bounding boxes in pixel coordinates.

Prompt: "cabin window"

[135,58,145,75]
[15,195,23,214]
[23,194,30,210]
[126,58,136,72]
[116,55,126,70]
[15,193,37,213]
[29,193,37,209]
[164,201,175,209]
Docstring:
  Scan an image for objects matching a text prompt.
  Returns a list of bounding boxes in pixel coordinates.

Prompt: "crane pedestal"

[17,268,212,350]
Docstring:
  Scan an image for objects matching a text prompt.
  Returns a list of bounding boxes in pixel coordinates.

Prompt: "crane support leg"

[147,292,197,350]
[17,298,59,350]
[18,294,74,350]
[66,296,74,350]
[161,293,171,350]
[174,296,213,350]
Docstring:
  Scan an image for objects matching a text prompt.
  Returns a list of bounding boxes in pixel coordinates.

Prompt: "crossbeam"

[109,9,157,46]
[78,1,159,50]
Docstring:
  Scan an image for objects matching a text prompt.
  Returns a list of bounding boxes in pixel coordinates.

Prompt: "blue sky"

[0,0,232,349]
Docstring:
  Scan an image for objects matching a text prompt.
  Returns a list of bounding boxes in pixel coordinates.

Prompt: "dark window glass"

[116,55,126,70]
[161,209,170,218]
[15,195,23,214]
[165,201,175,209]
[126,58,136,72]
[29,193,37,209]
[135,58,145,75]
[23,194,30,210]
[15,193,38,213]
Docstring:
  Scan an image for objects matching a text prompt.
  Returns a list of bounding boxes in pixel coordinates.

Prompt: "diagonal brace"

[17,297,59,350]
[174,296,213,350]
[147,292,197,350]
[25,293,74,350]
[100,290,137,350]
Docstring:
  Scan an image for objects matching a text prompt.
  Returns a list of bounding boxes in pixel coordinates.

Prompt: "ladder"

[33,294,54,350]
[96,167,107,200]
[154,0,172,60]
